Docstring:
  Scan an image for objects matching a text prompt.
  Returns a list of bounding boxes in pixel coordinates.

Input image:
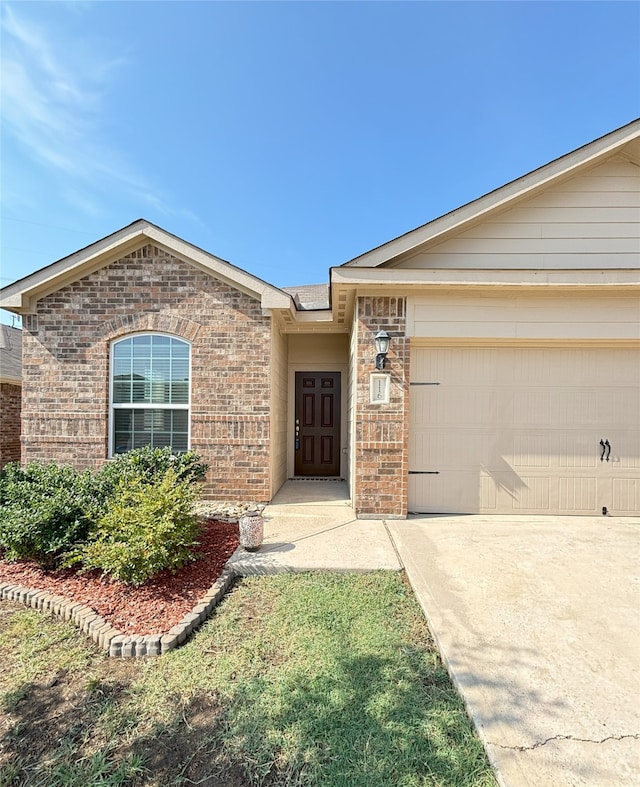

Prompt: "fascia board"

[291,309,334,323]
[331,267,640,288]
[0,375,21,386]
[344,121,640,269]
[0,225,148,312]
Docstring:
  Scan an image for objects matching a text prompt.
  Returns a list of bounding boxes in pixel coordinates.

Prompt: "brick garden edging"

[0,566,236,658]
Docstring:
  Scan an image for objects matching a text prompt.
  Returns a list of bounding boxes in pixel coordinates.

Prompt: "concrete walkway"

[387,515,640,787]
[227,480,401,575]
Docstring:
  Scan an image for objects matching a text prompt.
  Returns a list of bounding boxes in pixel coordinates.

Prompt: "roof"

[341,117,640,269]
[282,283,330,310]
[0,325,22,384]
[0,219,293,314]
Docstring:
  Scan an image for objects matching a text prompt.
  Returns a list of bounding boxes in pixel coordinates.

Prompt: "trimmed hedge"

[0,462,96,566]
[0,448,208,584]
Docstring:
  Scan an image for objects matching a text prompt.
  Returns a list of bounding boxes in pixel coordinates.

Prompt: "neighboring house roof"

[0,219,293,314]
[0,325,22,385]
[341,117,640,269]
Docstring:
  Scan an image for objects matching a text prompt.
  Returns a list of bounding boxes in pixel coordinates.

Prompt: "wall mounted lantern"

[374,330,391,370]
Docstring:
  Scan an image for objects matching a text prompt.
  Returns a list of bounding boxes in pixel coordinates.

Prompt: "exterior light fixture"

[374,330,391,370]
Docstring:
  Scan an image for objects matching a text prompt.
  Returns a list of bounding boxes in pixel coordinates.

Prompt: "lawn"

[0,571,496,787]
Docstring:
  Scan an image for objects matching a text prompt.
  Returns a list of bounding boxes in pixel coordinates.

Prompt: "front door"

[294,372,341,476]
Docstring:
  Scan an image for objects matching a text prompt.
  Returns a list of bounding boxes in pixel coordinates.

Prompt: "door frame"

[287,364,348,480]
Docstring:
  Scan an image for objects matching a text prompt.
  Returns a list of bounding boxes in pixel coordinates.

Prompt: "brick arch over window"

[100,313,201,344]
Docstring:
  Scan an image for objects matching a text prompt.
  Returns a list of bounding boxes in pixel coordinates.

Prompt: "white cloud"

[0,4,178,216]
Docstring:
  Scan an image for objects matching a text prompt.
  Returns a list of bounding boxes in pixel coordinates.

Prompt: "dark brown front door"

[295,372,341,476]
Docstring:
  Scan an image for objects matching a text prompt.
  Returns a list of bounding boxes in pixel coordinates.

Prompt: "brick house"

[1,120,639,516]
[0,325,22,468]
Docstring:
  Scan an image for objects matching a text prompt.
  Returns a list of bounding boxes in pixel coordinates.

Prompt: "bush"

[0,462,97,566]
[95,447,207,494]
[67,468,202,586]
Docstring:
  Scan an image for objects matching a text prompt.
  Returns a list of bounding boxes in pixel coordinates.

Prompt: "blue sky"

[1,1,639,325]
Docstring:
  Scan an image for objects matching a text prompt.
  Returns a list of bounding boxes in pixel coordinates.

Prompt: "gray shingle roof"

[0,325,22,382]
[282,283,330,311]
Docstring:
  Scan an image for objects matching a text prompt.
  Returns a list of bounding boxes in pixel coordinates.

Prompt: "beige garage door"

[409,346,640,515]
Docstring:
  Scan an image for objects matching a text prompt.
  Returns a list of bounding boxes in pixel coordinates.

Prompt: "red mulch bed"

[0,520,239,635]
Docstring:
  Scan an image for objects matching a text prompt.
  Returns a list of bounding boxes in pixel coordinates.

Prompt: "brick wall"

[0,382,21,468]
[354,296,408,517]
[21,244,273,500]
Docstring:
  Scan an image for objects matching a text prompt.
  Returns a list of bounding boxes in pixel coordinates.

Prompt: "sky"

[1,0,639,326]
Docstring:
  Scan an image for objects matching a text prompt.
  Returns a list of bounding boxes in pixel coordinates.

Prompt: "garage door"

[409,347,640,515]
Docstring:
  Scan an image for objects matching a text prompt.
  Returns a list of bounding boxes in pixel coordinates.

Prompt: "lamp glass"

[374,331,390,355]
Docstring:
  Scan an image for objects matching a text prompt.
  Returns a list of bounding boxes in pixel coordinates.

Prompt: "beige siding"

[398,157,640,270]
[288,334,348,365]
[408,292,640,341]
[270,323,289,497]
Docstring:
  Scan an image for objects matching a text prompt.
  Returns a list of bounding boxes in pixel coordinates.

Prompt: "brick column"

[354,296,408,518]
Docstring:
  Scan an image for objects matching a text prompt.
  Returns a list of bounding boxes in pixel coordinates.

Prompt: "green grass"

[0,572,496,787]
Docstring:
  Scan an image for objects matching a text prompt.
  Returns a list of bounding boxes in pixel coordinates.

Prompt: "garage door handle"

[600,439,611,462]
[605,439,611,461]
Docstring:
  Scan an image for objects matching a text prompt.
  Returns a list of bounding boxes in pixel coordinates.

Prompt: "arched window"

[110,334,190,455]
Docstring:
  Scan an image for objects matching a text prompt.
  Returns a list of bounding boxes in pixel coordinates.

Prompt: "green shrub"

[67,468,202,586]
[0,462,96,566]
[95,447,208,495]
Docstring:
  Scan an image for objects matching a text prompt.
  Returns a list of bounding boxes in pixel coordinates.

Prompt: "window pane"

[171,381,189,404]
[171,433,189,452]
[113,380,131,403]
[113,356,131,376]
[131,380,147,403]
[113,408,188,454]
[113,340,132,361]
[152,335,171,349]
[113,409,133,454]
[172,342,189,360]
[172,410,188,430]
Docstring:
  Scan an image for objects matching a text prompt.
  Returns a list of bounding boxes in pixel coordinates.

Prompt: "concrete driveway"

[387,515,640,787]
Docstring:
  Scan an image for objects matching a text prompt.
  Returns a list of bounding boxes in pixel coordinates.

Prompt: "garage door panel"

[409,472,499,513]
[412,429,496,468]
[510,433,552,468]
[558,434,599,468]
[409,347,640,515]
[612,479,640,513]
[601,390,640,429]
[425,390,505,425]
[558,477,598,512]
[510,477,551,511]
[615,433,640,469]
[512,391,554,426]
